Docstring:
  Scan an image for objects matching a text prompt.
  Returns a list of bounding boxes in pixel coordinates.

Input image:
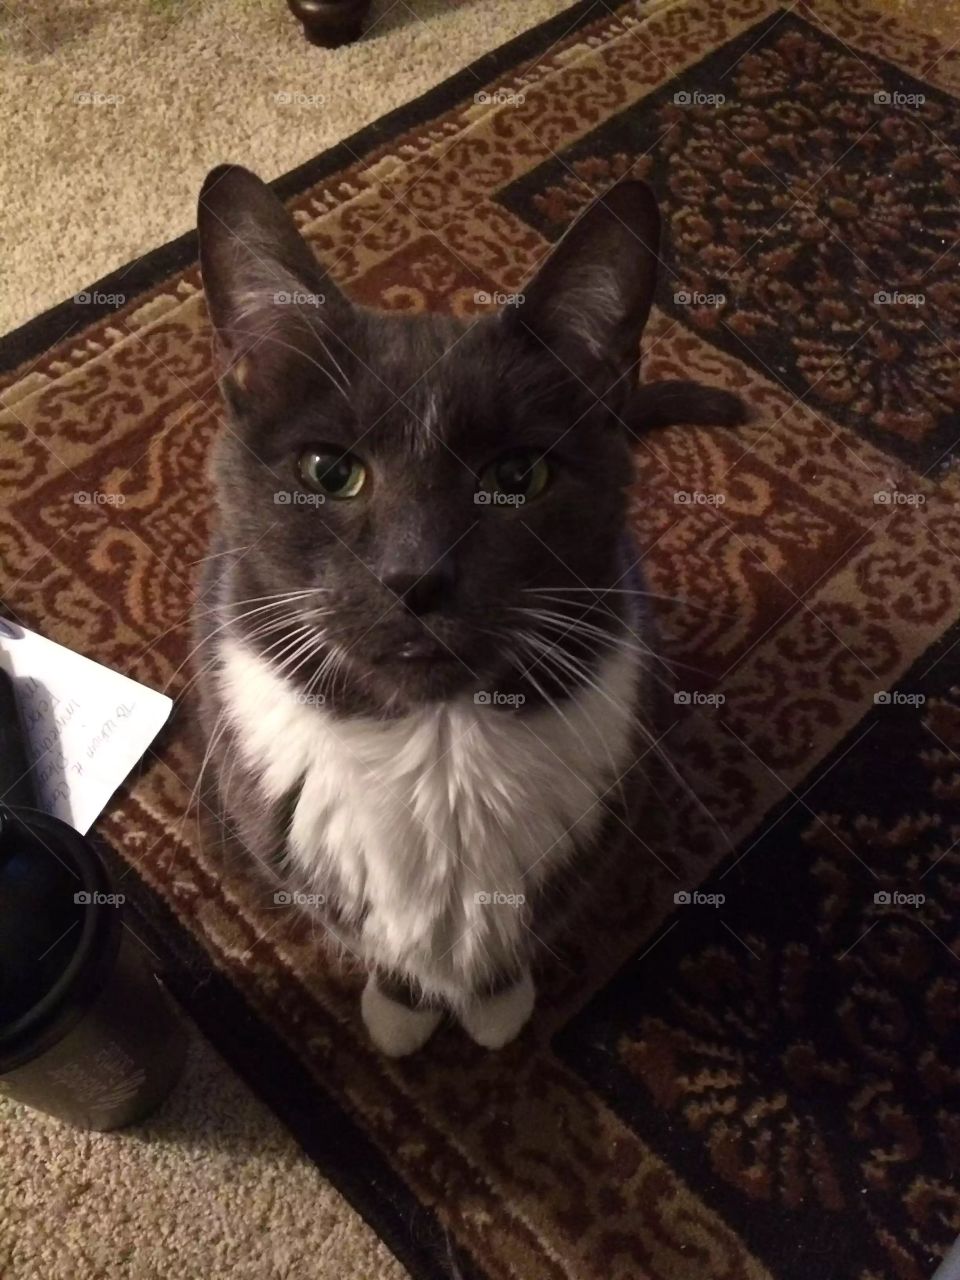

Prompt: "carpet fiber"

[1,1028,410,1279]
[3,2,960,1278]
[0,0,573,336]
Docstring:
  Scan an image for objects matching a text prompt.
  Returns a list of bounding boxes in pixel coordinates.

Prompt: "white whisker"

[524,585,736,620]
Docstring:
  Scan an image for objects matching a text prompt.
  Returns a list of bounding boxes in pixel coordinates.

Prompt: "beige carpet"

[0,1,572,1276]
[0,1021,410,1280]
[0,0,573,337]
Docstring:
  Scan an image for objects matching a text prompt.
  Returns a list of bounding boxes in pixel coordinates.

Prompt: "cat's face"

[197,166,660,712]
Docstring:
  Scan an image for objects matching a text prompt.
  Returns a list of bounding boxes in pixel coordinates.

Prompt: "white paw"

[361,977,442,1057]
[458,971,535,1049]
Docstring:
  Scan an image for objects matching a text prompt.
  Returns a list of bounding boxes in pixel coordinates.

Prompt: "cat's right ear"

[507,181,661,391]
[197,164,352,408]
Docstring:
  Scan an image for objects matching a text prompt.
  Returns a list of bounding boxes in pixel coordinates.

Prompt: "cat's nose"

[382,561,456,616]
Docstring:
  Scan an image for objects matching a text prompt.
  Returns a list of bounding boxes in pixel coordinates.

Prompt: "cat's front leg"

[458,969,535,1050]
[361,974,443,1058]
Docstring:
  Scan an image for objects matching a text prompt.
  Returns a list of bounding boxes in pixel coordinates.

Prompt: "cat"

[192,164,744,1056]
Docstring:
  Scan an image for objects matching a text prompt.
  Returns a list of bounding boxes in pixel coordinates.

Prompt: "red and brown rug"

[3,2,960,1277]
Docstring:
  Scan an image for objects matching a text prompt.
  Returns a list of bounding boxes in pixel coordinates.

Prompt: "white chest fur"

[218,637,641,1004]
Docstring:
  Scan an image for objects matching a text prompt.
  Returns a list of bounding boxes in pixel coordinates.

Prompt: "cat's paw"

[361,977,442,1057]
[458,971,535,1049]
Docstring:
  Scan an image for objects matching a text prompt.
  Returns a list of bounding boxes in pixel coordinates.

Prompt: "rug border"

[0,0,605,376]
[104,836,487,1280]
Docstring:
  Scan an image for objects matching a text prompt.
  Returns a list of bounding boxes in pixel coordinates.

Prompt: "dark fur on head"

[196,165,743,717]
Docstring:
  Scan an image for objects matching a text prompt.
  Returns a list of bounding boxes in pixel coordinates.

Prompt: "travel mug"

[0,667,188,1129]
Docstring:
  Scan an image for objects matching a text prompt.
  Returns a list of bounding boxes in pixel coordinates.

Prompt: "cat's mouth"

[323,614,489,702]
[362,626,476,700]
[393,637,459,663]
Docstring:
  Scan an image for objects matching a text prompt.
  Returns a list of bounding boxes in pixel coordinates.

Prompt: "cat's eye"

[298,447,367,499]
[477,450,551,505]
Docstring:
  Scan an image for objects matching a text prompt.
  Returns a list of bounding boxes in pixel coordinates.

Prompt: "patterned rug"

[3,2,960,1278]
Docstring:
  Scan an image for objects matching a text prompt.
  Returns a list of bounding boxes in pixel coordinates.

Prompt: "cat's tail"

[626,379,748,431]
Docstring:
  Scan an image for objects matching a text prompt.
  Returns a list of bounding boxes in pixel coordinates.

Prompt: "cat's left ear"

[197,164,353,409]
[507,181,661,386]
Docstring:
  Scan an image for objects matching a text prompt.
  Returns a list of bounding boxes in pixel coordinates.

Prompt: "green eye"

[298,447,367,499]
[477,450,551,507]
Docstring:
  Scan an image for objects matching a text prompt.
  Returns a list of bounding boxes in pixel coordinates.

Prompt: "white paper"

[0,618,173,833]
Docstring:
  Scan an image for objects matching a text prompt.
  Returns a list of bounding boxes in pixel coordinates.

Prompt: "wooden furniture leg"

[286,0,372,47]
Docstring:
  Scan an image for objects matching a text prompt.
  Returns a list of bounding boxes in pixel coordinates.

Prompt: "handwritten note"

[0,619,173,833]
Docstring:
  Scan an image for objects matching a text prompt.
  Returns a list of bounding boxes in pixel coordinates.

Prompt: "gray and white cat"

[192,165,741,1055]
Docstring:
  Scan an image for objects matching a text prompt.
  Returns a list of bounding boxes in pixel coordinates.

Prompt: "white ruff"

[218,637,641,1005]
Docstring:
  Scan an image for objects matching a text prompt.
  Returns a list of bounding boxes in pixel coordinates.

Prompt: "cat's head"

[197,165,660,712]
